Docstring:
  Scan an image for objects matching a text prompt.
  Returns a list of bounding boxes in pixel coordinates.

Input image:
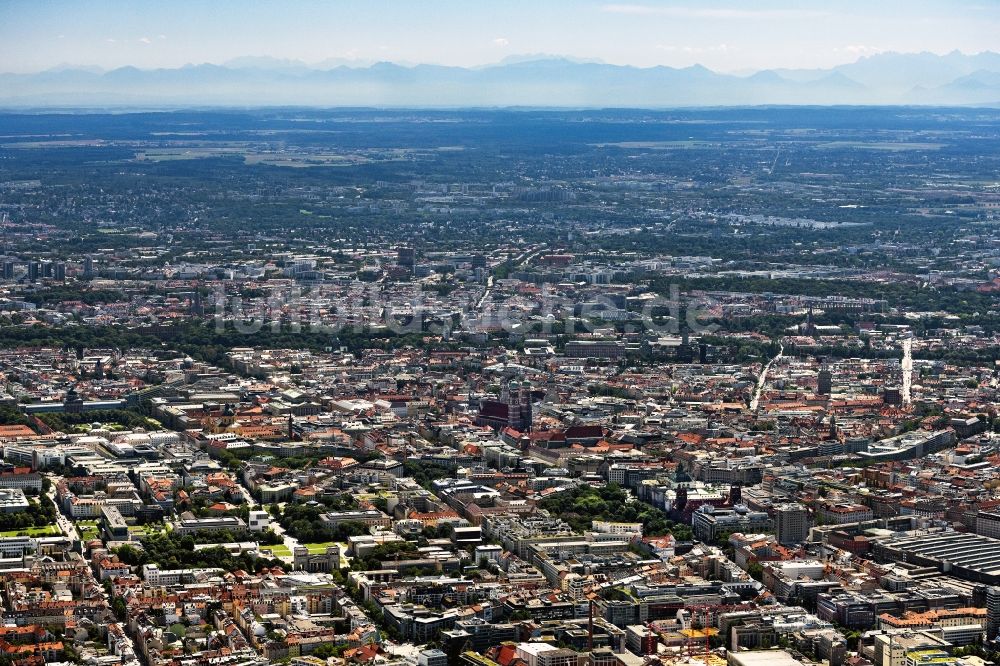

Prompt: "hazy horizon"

[7,48,1000,76]
[2,0,998,75]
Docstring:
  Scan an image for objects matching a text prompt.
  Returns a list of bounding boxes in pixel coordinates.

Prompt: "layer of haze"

[1,0,997,74]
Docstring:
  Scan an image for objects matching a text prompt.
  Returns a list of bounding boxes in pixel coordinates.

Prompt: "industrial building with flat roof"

[873,531,1000,584]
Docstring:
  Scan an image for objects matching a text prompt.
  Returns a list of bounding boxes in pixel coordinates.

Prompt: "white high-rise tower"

[901,336,913,405]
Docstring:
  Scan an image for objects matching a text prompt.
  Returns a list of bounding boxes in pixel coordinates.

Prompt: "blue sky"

[1,0,997,73]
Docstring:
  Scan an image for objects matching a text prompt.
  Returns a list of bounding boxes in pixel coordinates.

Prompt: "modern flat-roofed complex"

[873,531,1000,584]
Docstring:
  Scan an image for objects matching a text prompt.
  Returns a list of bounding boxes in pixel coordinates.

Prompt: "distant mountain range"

[3,51,1000,108]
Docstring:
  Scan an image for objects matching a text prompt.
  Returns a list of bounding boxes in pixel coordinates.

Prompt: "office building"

[418,649,448,666]
[977,512,1000,540]
[775,503,810,545]
[692,504,772,542]
[818,369,832,395]
[987,586,1000,639]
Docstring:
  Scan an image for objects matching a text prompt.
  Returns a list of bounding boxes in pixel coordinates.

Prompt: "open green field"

[243,152,368,167]
[76,521,100,541]
[262,545,292,557]
[592,140,720,149]
[302,542,350,568]
[814,141,945,151]
[304,541,338,554]
[134,144,373,168]
[0,525,61,537]
[136,146,246,161]
[129,524,165,537]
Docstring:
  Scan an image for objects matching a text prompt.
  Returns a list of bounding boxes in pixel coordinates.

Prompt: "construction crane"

[685,604,719,665]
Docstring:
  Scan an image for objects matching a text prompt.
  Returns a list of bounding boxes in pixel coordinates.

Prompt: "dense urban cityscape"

[3,3,1000,666]
[0,105,998,666]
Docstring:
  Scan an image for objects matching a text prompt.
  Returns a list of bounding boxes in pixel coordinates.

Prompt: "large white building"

[0,488,29,514]
[591,520,643,536]
[248,510,271,533]
[141,564,224,586]
[693,504,772,542]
